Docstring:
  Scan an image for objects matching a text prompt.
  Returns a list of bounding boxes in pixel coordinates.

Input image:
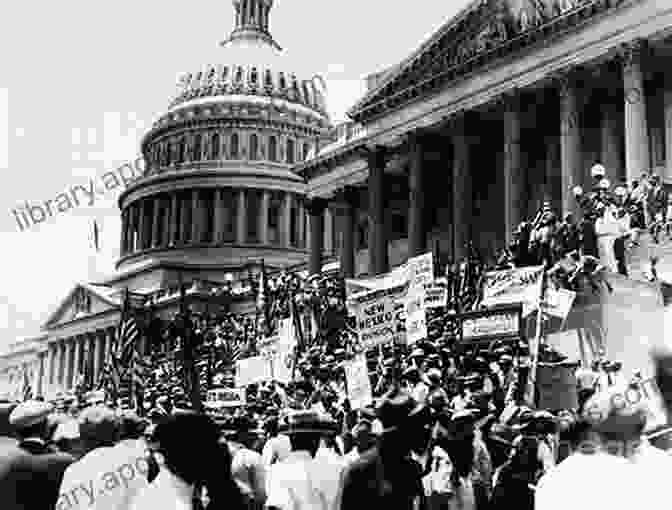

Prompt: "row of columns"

[121,188,309,256]
[306,40,658,277]
[43,328,114,394]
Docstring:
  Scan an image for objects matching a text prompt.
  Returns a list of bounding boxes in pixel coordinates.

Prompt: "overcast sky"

[0,0,468,347]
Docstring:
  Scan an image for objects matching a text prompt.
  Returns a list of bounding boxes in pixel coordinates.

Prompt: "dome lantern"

[222,0,281,51]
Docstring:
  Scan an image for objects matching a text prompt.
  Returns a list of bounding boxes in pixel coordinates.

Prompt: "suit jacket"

[337,447,425,510]
[0,437,75,510]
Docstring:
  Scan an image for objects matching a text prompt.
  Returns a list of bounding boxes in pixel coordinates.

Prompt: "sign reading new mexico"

[348,283,406,350]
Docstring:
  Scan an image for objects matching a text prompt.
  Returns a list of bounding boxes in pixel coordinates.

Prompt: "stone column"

[367,147,389,275]
[72,336,81,385]
[45,344,54,388]
[191,190,201,243]
[503,92,524,244]
[663,89,672,183]
[601,101,623,183]
[237,190,247,244]
[283,193,293,247]
[298,199,306,248]
[33,354,43,398]
[307,198,327,274]
[324,206,334,255]
[622,40,650,183]
[52,343,60,389]
[334,186,357,278]
[180,193,190,244]
[58,341,66,389]
[93,331,103,385]
[169,193,179,245]
[160,196,170,248]
[65,339,74,390]
[259,190,270,244]
[119,210,127,256]
[105,329,114,368]
[137,200,146,250]
[214,189,224,243]
[407,131,426,257]
[87,335,95,386]
[558,72,583,216]
[151,197,161,248]
[452,118,472,261]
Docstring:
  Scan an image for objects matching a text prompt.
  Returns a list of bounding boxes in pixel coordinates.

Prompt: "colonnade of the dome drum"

[145,129,313,172]
[119,188,308,256]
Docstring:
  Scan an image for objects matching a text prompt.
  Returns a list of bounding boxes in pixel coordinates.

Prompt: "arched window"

[286,138,295,164]
[268,136,277,162]
[230,133,239,159]
[249,133,259,161]
[279,73,286,90]
[211,133,220,160]
[164,142,171,166]
[250,67,258,85]
[265,70,273,89]
[302,142,310,161]
[193,134,202,162]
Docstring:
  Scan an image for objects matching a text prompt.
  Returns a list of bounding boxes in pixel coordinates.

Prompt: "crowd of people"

[0,347,670,510]
[3,164,672,510]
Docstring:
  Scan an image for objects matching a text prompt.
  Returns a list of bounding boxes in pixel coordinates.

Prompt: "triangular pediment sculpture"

[43,283,121,329]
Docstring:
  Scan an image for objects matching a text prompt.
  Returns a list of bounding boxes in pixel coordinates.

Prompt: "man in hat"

[266,410,342,510]
[402,366,429,405]
[225,415,267,509]
[58,405,150,510]
[0,400,75,510]
[343,415,377,465]
[336,389,428,510]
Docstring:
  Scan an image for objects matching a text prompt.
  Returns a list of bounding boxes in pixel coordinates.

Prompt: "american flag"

[255,260,270,337]
[220,339,243,367]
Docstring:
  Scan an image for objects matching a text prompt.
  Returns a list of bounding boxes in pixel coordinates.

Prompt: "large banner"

[348,284,407,351]
[481,265,544,316]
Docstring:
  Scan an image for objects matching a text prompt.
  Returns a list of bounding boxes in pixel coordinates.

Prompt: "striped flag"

[221,339,242,367]
[255,260,270,336]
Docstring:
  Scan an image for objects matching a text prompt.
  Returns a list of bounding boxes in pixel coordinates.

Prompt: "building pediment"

[348,0,633,123]
[43,283,121,330]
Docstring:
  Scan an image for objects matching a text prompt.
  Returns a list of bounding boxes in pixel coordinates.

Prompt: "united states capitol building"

[3,0,672,399]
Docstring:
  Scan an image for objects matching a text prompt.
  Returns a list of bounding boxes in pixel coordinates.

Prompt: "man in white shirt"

[266,410,342,510]
[58,406,150,510]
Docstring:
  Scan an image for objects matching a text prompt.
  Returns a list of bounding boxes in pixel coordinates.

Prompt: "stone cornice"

[349,0,637,123]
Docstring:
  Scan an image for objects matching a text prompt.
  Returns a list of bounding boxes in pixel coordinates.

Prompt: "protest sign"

[278,318,296,348]
[348,283,406,350]
[543,287,576,319]
[481,265,544,317]
[235,356,272,387]
[258,335,281,357]
[345,354,373,409]
[405,290,427,345]
[407,252,434,291]
[424,283,447,309]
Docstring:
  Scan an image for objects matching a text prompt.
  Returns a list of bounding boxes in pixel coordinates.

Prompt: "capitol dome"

[117,0,334,276]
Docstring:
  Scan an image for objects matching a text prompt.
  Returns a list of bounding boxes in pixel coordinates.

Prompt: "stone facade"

[299,0,672,278]
[0,335,47,401]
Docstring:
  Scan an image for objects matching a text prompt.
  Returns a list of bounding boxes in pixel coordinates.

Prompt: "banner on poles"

[344,354,373,410]
[481,265,544,317]
[348,284,407,350]
[235,356,272,387]
[459,305,523,344]
[424,283,447,309]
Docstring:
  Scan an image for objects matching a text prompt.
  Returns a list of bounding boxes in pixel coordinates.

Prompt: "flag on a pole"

[255,260,270,337]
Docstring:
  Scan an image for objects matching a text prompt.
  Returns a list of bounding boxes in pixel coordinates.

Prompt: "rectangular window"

[268,192,282,245]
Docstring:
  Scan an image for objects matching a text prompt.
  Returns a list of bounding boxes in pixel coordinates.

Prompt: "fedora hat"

[375,389,426,433]
[279,410,338,436]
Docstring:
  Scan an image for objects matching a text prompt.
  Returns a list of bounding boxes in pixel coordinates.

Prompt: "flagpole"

[528,269,547,407]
